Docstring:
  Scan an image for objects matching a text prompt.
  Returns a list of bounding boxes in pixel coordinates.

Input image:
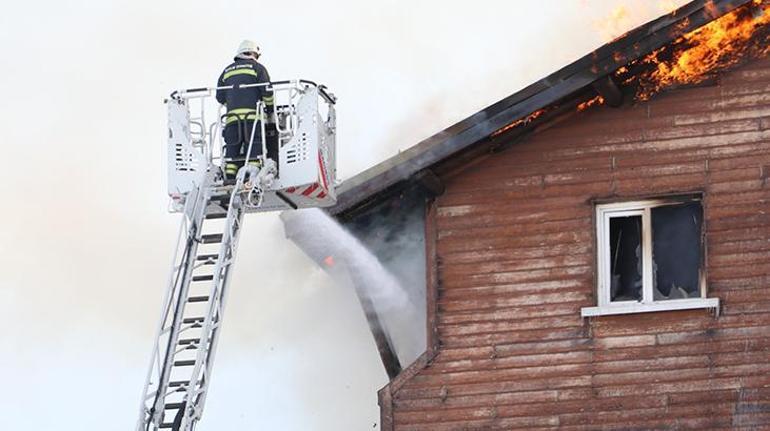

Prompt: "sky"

[0,1,687,429]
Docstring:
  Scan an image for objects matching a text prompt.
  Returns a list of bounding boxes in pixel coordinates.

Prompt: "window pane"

[609,215,643,302]
[651,202,703,300]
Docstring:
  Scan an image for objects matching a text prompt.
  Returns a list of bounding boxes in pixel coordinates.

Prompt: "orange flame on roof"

[632,0,770,100]
[491,108,548,137]
[577,95,606,111]
[491,2,769,139]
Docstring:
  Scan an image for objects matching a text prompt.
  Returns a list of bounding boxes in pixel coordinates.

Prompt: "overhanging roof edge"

[327,0,752,216]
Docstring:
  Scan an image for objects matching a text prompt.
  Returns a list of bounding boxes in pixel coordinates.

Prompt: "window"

[581,195,719,317]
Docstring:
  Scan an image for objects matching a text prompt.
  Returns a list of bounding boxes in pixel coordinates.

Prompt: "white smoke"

[0,1,690,429]
[282,208,425,365]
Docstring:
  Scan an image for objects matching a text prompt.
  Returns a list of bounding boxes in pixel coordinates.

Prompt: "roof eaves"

[328,0,753,216]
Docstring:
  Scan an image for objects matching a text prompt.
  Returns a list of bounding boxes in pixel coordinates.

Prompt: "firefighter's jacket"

[216,58,274,126]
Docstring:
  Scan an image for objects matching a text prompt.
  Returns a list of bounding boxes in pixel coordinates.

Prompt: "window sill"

[581,297,719,317]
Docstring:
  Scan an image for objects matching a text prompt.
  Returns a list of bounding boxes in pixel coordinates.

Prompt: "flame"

[630,1,770,100]
[577,95,606,111]
[491,109,548,137]
[323,255,335,267]
[491,2,768,139]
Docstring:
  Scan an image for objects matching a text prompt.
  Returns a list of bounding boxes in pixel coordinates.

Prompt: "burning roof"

[624,0,770,100]
[328,0,770,217]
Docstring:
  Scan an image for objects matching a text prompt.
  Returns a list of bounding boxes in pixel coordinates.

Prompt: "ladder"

[137,167,255,431]
[138,79,337,431]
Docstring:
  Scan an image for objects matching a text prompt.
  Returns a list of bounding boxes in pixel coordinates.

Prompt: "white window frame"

[581,198,719,317]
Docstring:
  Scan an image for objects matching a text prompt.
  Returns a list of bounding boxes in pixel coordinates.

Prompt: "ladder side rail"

[137,182,205,430]
[151,237,197,421]
[189,204,246,424]
[136,210,190,431]
[149,180,211,427]
[138,186,201,406]
[179,182,246,429]
[148,236,196,426]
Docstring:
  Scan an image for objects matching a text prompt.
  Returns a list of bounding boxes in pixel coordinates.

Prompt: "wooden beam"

[279,212,403,380]
[413,169,445,197]
[424,199,440,357]
[346,265,403,380]
[592,75,624,107]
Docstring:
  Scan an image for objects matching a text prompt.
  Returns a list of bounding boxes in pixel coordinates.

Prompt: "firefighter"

[216,40,276,181]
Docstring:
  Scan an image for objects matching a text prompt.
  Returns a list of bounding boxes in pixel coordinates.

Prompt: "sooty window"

[581,195,719,317]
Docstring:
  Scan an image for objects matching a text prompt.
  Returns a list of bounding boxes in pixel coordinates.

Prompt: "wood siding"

[386,57,770,430]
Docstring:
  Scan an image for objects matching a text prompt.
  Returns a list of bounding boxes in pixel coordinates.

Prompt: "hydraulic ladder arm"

[137,167,252,430]
[137,80,337,431]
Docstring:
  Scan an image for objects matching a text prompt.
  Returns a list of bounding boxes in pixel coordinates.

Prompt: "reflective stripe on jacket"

[215,58,274,121]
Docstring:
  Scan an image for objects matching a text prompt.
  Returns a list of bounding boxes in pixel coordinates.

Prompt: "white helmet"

[236,40,261,58]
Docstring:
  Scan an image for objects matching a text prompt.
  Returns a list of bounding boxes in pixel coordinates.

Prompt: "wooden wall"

[383,56,770,430]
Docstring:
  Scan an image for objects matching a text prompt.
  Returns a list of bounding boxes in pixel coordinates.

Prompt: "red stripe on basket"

[318,152,329,191]
[302,183,319,196]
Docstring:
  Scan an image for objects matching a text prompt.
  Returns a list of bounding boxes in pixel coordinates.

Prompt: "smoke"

[282,208,426,366]
[305,208,411,311]
[591,0,691,42]
[0,1,699,430]
[595,5,631,42]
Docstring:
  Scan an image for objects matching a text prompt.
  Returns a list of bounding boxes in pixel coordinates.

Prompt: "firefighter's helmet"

[236,40,261,58]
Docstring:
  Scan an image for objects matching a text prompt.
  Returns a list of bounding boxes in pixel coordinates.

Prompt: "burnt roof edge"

[327,0,751,217]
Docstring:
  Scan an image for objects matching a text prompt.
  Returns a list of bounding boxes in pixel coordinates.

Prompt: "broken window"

[651,202,703,300]
[583,195,718,317]
[609,215,643,302]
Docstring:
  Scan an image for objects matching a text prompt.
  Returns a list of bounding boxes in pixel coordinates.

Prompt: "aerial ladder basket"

[137,79,337,431]
[167,79,337,212]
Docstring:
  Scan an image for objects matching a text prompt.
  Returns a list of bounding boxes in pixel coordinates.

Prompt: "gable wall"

[387,57,770,430]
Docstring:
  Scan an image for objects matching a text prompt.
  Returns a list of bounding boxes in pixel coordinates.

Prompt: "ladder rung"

[165,402,185,409]
[205,212,227,220]
[159,423,176,429]
[182,317,205,324]
[200,234,223,244]
[196,254,219,262]
[187,296,209,303]
[169,380,189,388]
[192,274,214,282]
[174,359,196,367]
[211,195,230,204]
[178,338,200,345]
